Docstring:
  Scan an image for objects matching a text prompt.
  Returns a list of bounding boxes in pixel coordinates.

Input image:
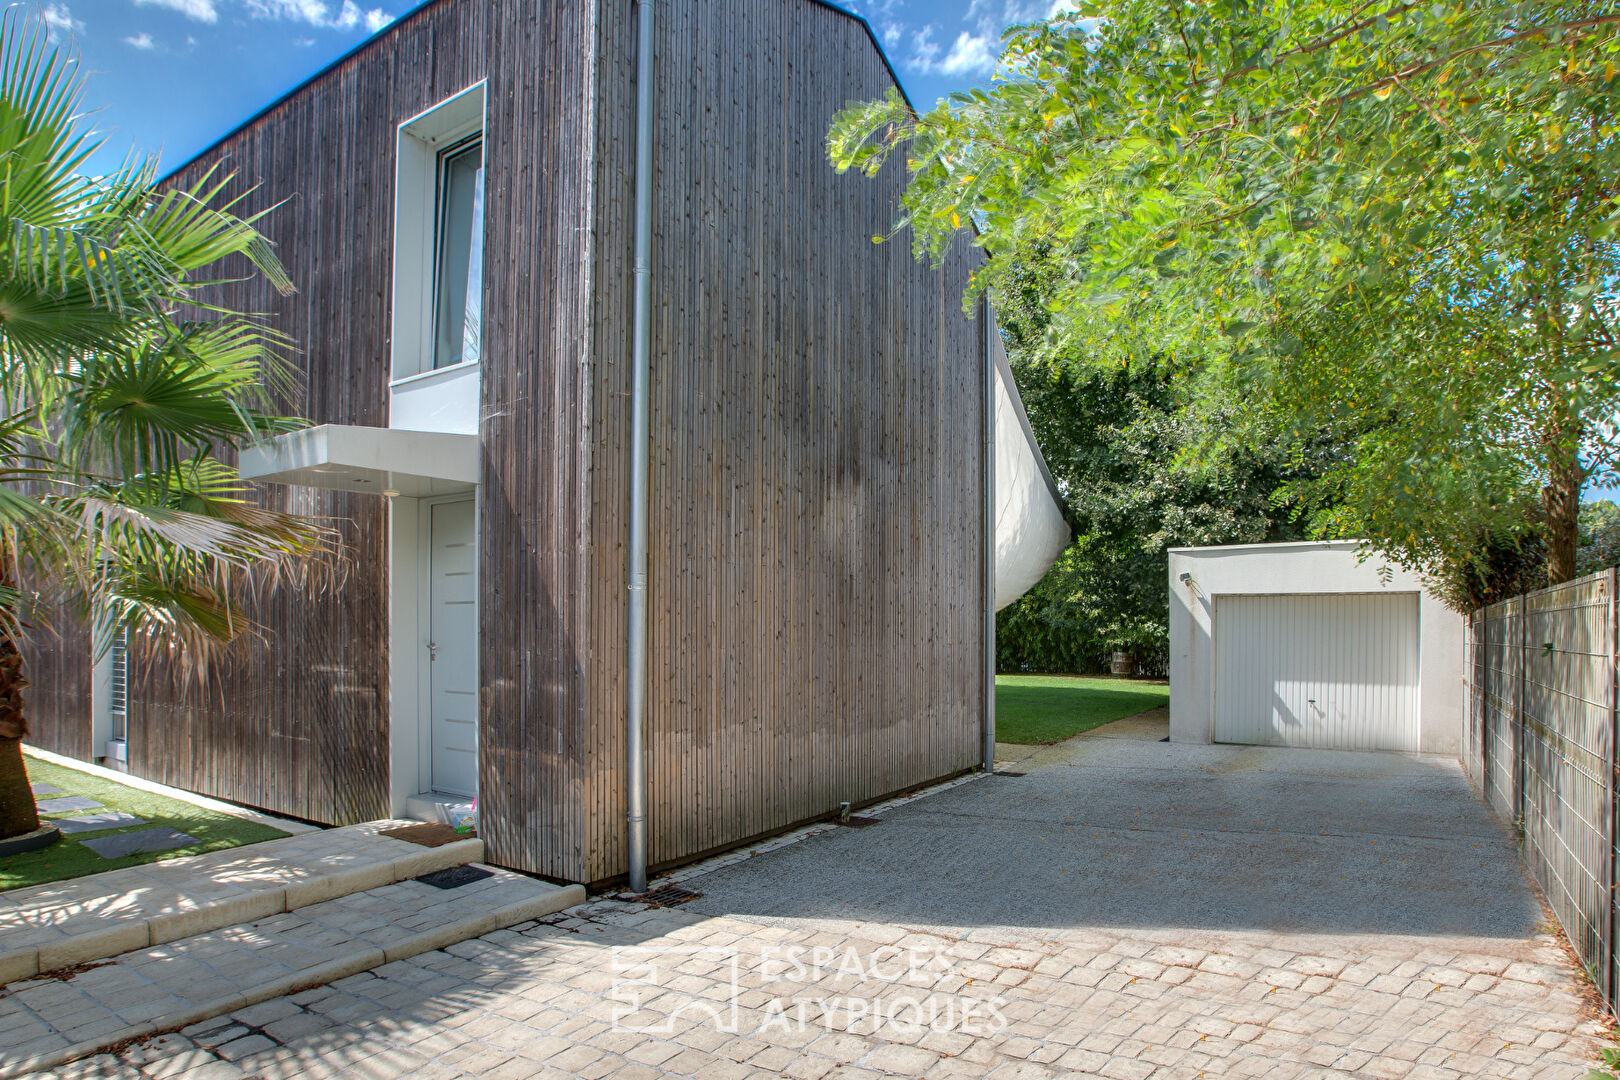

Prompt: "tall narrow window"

[432,137,484,369]
[108,627,128,744]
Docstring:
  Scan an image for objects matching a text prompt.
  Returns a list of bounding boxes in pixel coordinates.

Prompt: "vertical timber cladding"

[604,0,987,875]
[114,2,494,824]
[475,0,608,880]
[21,622,92,761]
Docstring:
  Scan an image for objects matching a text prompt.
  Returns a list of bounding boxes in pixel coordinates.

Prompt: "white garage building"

[1168,542,1464,755]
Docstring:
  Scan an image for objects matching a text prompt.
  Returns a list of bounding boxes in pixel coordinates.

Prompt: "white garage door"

[1213,592,1420,751]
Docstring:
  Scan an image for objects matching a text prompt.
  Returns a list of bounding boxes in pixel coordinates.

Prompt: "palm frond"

[138,166,294,297]
[56,321,300,476]
[0,5,331,680]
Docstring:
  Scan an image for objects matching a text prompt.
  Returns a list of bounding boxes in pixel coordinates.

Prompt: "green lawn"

[995,674,1170,744]
[2,757,289,891]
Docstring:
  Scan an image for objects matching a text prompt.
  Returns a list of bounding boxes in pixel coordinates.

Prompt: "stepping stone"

[29,783,61,795]
[80,827,196,859]
[35,796,103,815]
[54,812,147,835]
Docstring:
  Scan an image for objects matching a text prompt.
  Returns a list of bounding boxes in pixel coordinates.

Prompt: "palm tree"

[0,11,329,841]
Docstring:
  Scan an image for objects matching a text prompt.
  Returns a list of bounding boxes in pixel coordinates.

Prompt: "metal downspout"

[626,0,655,895]
[983,300,997,773]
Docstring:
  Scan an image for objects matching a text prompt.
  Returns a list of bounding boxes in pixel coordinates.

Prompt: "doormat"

[381,822,475,847]
[836,815,881,828]
[639,884,703,909]
[416,865,494,890]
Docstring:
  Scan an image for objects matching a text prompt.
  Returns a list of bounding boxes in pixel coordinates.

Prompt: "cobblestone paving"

[37,727,1612,1080]
[0,821,450,962]
[42,899,1602,1080]
[0,865,570,1070]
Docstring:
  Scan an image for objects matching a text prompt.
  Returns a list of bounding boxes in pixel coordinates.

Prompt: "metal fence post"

[1607,568,1618,1009]
[1515,592,1527,827]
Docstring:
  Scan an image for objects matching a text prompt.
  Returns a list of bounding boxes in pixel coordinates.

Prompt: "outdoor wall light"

[1179,572,1193,586]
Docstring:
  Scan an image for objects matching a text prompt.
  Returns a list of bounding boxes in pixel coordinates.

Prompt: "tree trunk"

[1543,456,1585,586]
[0,634,38,840]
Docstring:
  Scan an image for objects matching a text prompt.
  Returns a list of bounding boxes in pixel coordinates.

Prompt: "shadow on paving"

[682,737,1544,940]
[50,734,1572,1080]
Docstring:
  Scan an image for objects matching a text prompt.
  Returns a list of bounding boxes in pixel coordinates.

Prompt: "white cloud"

[909,24,941,70]
[134,0,219,23]
[241,0,392,33]
[904,0,1090,79]
[909,25,999,77]
[844,0,904,19]
[42,3,82,42]
[123,31,156,49]
[937,30,996,75]
[134,0,392,33]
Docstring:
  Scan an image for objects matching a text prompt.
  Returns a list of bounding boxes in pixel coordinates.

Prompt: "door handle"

[428,642,439,662]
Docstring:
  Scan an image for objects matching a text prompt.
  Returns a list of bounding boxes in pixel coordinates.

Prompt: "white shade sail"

[993,346,1070,610]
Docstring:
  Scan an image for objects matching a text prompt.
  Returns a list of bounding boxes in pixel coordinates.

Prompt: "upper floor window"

[391,82,485,391]
[433,137,483,369]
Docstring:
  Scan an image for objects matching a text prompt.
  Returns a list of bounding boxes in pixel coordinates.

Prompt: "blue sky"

[58,0,1061,175]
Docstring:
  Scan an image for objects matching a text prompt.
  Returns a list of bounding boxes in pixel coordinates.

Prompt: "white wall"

[1168,541,1464,755]
[387,495,423,815]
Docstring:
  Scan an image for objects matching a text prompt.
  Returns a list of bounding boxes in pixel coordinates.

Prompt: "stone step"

[0,864,584,1079]
[0,820,482,984]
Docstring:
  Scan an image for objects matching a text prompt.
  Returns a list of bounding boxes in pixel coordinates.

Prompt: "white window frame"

[391,82,487,385]
[90,622,130,767]
[108,626,129,744]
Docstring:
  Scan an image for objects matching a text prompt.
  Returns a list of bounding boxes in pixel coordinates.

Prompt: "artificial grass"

[995,673,1170,744]
[1,756,288,891]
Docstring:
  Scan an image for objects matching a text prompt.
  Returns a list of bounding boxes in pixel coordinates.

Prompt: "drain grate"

[991,770,1027,777]
[837,815,881,828]
[416,865,494,890]
[640,884,703,909]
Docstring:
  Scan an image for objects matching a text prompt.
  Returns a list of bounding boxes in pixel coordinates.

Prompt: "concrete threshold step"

[0,863,584,1079]
[0,821,482,984]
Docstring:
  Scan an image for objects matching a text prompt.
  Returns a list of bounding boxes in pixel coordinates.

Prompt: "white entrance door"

[428,498,478,796]
[1213,592,1420,751]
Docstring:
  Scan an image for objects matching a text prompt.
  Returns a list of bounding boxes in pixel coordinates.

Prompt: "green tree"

[0,15,328,841]
[999,356,1314,669]
[830,0,1620,591]
[1577,499,1620,574]
[994,256,1315,670]
[1243,273,1577,607]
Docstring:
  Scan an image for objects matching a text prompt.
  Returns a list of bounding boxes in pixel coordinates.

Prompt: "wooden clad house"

[25,0,1067,886]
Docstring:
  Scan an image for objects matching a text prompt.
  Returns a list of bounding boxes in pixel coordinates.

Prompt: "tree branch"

[1190,13,1620,144]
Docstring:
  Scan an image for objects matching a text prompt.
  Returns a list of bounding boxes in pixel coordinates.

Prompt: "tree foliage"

[0,13,330,838]
[1578,499,1620,575]
[831,0,1620,595]
[994,258,1313,670]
